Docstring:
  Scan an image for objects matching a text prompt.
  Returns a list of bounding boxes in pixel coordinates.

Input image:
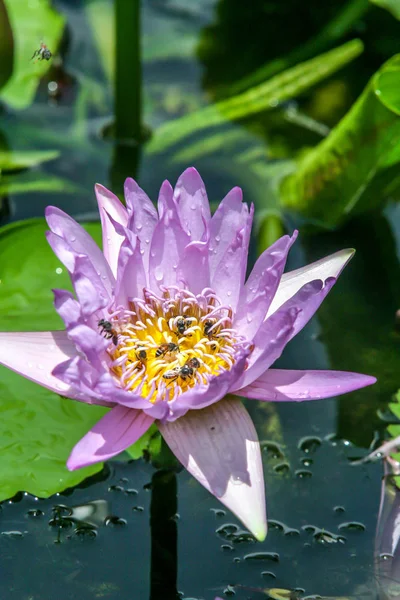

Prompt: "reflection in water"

[150,469,178,600]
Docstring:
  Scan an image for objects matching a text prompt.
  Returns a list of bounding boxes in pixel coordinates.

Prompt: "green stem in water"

[114,0,141,143]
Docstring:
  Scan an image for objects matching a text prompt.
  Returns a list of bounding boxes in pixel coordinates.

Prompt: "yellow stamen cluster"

[102,287,245,404]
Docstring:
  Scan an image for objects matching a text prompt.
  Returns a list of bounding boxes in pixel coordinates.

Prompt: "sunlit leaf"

[1,0,65,109]
[0,219,145,501]
[0,149,59,171]
[280,54,400,228]
[147,40,363,155]
[0,171,80,195]
[370,0,400,19]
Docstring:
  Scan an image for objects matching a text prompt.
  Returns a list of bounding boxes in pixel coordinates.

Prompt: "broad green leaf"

[0,219,145,501]
[280,54,400,228]
[0,171,80,195]
[0,149,59,171]
[370,0,400,19]
[1,0,65,109]
[147,40,363,155]
[227,0,369,95]
[0,0,13,91]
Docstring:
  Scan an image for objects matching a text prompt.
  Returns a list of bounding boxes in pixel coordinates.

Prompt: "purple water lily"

[0,168,376,541]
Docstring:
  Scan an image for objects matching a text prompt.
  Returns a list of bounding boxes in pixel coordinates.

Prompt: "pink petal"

[267,248,354,317]
[45,206,115,295]
[239,368,376,401]
[149,191,190,291]
[209,186,248,280]
[211,204,253,310]
[0,331,82,398]
[95,183,128,277]
[234,232,298,339]
[67,405,154,470]
[124,177,158,273]
[177,240,210,294]
[159,398,267,541]
[173,167,211,241]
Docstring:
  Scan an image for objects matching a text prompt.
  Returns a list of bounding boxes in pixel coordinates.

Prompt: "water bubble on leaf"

[73,526,97,540]
[108,485,124,493]
[26,509,44,518]
[338,521,366,532]
[334,505,345,513]
[298,436,322,454]
[301,458,313,467]
[295,469,312,479]
[1,530,24,538]
[244,552,279,563]
[262,441,285,459]
[261,571,277,579]
[216,523,240,539]
[132,506,144,512]
[285,528,300,537]
[210,508,226,518]
[233,557,241,563]
[268,520,285,532]
[221,544,233,551]
[105,516,127,527]
[125,488,138,496]
[273,462,290,475]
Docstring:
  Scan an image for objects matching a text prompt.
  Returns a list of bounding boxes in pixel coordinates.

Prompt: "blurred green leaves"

[0,219,148,501]
[147,40,364,155]
[0,0,13,92]
[280,54,400,228]
[370,0,400,19]
[0,0,64,109]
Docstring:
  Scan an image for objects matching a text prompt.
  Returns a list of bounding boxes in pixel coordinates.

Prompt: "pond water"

[0,0,400,598]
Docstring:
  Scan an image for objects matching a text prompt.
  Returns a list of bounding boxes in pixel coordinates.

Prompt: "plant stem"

[115,0,141,143]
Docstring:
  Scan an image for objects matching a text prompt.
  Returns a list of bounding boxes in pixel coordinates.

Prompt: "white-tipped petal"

[159,398,267,541]
[267,248,354,317]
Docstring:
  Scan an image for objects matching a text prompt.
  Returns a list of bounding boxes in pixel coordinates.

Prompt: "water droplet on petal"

[215,235,221,243]
[140,249,145,255]
[227,291,232,297]
[69,237,76,243]
[38,364,44,370]
[136,224,143,231]
[155,267,164,282]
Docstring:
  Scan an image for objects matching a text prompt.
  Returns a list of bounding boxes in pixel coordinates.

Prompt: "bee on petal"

[98,319,118,346]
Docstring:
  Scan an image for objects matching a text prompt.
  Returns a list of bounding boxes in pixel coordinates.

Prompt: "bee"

[98,319,118,346]
[155,342,179,358]
[204,319,217,337]
[135,348,147,362]
[170,316,194,337]
[31,41,52,62]
[162,357,201,384]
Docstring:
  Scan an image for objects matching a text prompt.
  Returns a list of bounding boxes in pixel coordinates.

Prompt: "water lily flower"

[0,168,376,541]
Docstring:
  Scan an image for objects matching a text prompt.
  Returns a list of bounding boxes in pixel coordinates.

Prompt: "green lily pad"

[1,0,65,109]
[0,218,147,501]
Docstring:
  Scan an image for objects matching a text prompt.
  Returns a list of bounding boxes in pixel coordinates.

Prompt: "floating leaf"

[0,219,144,501]
[1,0,65,109]
[370,0,400,19]
[147,40,363,155]
[280,54,400,228]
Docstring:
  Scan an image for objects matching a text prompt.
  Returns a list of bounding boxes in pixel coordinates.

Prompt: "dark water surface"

[0,0,398,598]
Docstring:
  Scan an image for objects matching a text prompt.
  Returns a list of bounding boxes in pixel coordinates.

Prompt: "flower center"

[100,287,250,403]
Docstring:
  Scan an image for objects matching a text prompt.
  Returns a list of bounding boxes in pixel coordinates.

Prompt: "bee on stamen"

[98,319,119,346]
[155,342,179,358]
[162,357,201,384]
[135,348,147,363]
[171,316,193,337]
[204,318,217,337]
